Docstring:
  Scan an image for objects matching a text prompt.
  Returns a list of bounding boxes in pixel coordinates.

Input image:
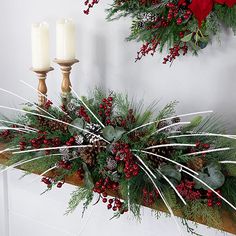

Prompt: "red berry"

[112,206,117,211]
[183,14,189,20]
[107,204,112,209]
[112,183,118,190]
[69,137,75,143]
[102,198,107,203]
[57,182,63,188]
[125,173,131,179]
[109,199,114,204]
[108,97,113,101]
[207,200,213,207]
[133,164,139,170]
[176,18,182,25]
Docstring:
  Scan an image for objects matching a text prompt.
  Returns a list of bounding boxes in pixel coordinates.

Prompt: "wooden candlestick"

[54,59,79,97]
[31,67,54,106]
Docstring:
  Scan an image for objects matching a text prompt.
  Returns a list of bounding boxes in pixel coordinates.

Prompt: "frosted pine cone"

[75,135,84,145]
[106,157,117,170]
[85,123,102,144]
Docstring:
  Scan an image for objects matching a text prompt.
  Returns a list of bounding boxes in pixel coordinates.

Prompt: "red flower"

[178,0,236,27]
[188,0,214,27]
[215,0,236,7]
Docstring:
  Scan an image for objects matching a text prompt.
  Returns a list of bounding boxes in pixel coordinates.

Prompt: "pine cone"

[38,116,69,132]
[106,157,117,170]
[128,130,146,142]
[171,117,181,124]
[146,139,173,168]
[187,157,205,171]
[157,120,169,130]
[79,147,95,166]
[85,123,102,144]
[79,141,106,167]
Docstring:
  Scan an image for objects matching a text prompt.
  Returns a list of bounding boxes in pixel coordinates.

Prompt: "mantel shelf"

[0,144,235,235]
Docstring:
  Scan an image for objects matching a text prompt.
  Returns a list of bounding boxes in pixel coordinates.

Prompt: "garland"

[1,89,236,234]
[84,0,236,64]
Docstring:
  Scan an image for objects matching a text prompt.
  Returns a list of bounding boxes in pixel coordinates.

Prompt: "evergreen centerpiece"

[84,0,236,64]
[1,88,236,234]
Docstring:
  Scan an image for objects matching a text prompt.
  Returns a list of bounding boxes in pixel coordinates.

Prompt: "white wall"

[0,0,236,235]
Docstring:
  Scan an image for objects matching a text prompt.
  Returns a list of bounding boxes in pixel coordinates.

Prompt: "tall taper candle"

[31,22,50,70]
[56,19,76,61]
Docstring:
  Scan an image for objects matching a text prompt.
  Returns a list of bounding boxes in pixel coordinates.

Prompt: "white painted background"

[0,0,236,235]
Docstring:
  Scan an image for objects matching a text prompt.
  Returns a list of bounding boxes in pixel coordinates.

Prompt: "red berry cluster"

[41,177,65,189]
[25,132,61,154]
[77,106,91,123]
[135,39,159,61]
[112,142,140,179]
[206,189,222,207]
[105,196,127,213]
[0,130,10,138]
[76,168,85,180]
[30,132,47,148]
[19,141,27,151]
[166,2,192,24]
[142,188,160,206]
[41,177,53,188]
[93,177,128,213]
[192,140,210,157]
[163,43,188,64]
[66,136,75,146]
[57,160,72,170]
[113,109,136,128]
[93,177,119,194]
[44,100,53,109]
[139,0,159,6]
[83,0,99,15]
[176,180,201,201]
[98,96,113,125]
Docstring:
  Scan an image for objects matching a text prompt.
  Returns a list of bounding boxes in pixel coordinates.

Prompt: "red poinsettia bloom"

[215,0,236,7]
[178,0,236,26]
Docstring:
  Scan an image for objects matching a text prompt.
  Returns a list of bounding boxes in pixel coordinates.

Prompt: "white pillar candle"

[31,22,50,70]
[56,19,76,61]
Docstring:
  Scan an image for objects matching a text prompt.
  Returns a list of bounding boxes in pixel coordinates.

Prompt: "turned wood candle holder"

[31,67,54,107]
[54,59,79,98]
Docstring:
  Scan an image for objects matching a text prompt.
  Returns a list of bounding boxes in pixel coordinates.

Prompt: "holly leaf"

[68,118,86,135]
[102,126,116,141]
[181,33,193,42]
[114,127,125,142]
[82,163,94,190]
[160,165,181,182]
[102,126,125,142]
[194,163,225,190]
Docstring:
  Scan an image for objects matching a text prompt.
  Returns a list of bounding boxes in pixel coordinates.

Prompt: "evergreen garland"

[85,0,236,64]
[0,88,236,234]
